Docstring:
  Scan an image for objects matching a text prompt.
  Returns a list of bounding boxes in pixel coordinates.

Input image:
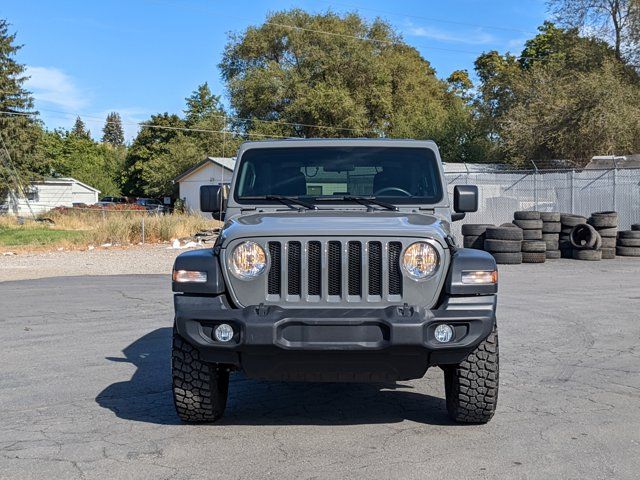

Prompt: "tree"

[548,0,640,63]
[474,22,640,166]
[0,19,48,195]
[102,112,125,146]
[43,129,124,196]
[122,113,186,196]
[71,116,91,139]
[220,9,485,161]
[501,59,640,165]
[121,83,237,197]
[183,83,234,157]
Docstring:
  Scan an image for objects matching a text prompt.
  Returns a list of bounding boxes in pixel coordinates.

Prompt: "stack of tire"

[512,211,546,263]
[483,225,523,264]
[616,224,640,257]
[587,211,618,259]
[569,223,602,261]
[540,212,561,260]
[461,224,493,250]
[559,214,587,258]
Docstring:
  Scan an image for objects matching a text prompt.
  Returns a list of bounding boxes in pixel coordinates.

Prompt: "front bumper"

[174,295,496,382]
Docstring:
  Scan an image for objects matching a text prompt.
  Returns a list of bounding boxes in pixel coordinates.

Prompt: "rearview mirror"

[200,185,226,215]
[452,185,478,222]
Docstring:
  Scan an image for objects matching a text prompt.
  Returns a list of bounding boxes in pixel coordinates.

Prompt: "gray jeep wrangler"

[172,139,498,424]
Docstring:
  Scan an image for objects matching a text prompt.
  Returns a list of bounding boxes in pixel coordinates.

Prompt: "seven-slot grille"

[266,239,403,301]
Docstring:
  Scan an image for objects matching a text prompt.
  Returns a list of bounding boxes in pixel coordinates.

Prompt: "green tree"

[548,0,639,62]
[474,22,640,166]
[220,9,485,161]
[102,112,125,146]
[183,82,235,157]
[122,113,185,196]
[0,19,48,196]
[122,84,236,198]
[71,116,91,139]
[43,129,124,196]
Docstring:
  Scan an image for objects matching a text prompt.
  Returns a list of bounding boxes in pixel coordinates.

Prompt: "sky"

[3,0,547,141]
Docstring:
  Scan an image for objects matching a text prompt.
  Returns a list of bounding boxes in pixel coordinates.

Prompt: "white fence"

[445,168,640,239]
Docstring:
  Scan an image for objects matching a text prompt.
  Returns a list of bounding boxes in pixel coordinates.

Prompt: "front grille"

[287,241,302,296]
[267,239,403,301]
[368,241,382,296]
[267,242,281,295]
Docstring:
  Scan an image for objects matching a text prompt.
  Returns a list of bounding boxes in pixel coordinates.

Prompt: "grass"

[0,211,220,251]
[0,227,86,247]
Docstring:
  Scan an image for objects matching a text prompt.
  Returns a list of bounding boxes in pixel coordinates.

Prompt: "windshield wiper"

[314,195,398,211]
[243,195,317,210]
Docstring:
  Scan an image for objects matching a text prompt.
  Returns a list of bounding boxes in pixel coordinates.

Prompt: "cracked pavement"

[1,259,640,479]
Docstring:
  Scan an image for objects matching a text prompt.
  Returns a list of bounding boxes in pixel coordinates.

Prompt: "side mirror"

[452,185,478,222]
[200,185,226,215]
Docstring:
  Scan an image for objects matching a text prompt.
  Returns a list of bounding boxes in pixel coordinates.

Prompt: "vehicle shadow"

[96,327,455,426]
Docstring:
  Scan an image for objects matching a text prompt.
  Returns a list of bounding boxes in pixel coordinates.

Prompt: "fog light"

[214,323,234,342]
[434,324,454,343]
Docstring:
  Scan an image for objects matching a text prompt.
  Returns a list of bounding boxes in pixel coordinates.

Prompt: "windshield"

[234,146,443,205]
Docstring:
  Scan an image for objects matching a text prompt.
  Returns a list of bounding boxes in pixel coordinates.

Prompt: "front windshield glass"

[234,146,443,205]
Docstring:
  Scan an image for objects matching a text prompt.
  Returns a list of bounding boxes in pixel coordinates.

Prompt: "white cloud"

[25,66,89,111]
[405,23,496,45]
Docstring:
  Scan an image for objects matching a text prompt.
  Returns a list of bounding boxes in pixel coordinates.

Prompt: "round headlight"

[230,241,267,279]
[402,242,439,280]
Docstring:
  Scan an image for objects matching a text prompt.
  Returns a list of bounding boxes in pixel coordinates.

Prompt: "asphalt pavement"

[1,259,640,479]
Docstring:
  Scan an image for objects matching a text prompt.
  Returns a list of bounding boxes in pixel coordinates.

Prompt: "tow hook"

[397,303,414,317]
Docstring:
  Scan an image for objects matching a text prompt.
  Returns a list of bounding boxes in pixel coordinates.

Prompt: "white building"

[174,157,235,215]
[1,177,100,216]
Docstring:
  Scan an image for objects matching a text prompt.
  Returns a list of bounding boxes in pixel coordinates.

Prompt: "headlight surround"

[230,241,267,279]
[401,241,439,280]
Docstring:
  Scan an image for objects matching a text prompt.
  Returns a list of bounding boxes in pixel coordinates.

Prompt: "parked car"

[136,198,166,213]
[100,196,128,204]
[95,201,116,208]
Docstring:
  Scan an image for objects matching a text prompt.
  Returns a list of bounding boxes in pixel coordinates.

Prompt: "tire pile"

[540,212,561,259]
[559,214,587,258]
[512,211,546,263]
[461,212,640,264]
[569,223,603,260]
[617,223,640,257]
[483,225,523,264]
[588,211,618,260]
[461,224,491,250]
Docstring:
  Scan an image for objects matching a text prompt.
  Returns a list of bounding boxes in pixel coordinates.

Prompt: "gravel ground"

[1,258,639,479]
[0,245,192,282]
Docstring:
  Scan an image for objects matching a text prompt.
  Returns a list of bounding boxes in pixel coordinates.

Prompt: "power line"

[0,130,36,218]
[0,110,295,139]
[152,1,485,56]
[314,0,537,35]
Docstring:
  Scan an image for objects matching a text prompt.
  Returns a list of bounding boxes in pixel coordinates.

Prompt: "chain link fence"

[445,168,640,239]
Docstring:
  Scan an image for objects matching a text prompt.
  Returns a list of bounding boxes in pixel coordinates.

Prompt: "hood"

[219,210,450,247]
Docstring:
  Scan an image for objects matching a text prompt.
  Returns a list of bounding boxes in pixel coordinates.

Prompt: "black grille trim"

[368,241,382,296]
[308,241,321,296]
[287,241,302,296]
[267,242,281,295]
[348,241,362,296]
[388,242,403,295]
[328,241,342,296]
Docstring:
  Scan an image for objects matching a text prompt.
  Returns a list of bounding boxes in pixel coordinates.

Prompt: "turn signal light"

[461,270,498,284]
[173,270,207,283]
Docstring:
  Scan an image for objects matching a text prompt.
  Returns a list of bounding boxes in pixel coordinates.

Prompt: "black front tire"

[443,325,499,424]
[172,330,229,423]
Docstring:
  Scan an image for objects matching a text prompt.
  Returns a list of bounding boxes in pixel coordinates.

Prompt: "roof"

[443,162,506,173]
[32,177,101,193]
[584,155,640,170]
[173,157,236,183]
